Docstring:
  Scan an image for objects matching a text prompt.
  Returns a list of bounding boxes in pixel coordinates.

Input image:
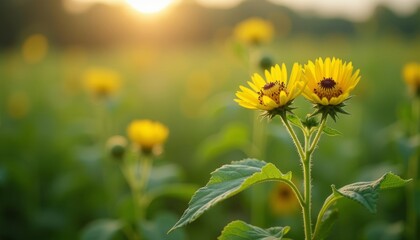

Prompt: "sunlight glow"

[125,0,175,14]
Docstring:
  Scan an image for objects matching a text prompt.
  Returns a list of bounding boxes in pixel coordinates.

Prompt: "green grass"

[0,36,419,240]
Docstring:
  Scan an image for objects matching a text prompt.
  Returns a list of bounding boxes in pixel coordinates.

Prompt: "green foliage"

[332,172,410,213]
[287,114,304,129]
[218,220,290,240]
[322,126,342,136]
[81,219,123,240]
[196,123,250,163]
[313,172,411,240]
[140,213,187,240]
[312,208,339,240]
[169,159,293,232]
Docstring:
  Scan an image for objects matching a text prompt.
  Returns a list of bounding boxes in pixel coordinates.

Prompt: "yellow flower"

[127,120,169,155]
[235,63,304,117]
[302,57,360,106]
[234,17,274,46]
[83,67,121,98]
[402,62,420,96]
[269,183,299,215]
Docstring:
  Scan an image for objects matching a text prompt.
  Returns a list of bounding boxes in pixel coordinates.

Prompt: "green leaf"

[312,208,339,240]
[322,126,342,136]
[287,114,303,129]
[169,159,292,232]
[218,220,290,240]
[332,172,410,213]
[81,219,123,240]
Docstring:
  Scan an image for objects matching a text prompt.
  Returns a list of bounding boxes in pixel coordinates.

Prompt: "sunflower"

[127,119,169,155]
[269,183,300,215]
[235,63,304,117]
[402,62,420,97]
[233,17,274,46]
[302,57,360,119]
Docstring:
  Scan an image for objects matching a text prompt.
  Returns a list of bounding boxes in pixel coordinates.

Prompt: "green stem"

[303,116,327,240]
[120,163,142,221]
[309,117,327,154]
[285,181,305,208]
[302,152,312,240]
[280,113,305,161]
[406,97,419,240]
[137,156,153,219]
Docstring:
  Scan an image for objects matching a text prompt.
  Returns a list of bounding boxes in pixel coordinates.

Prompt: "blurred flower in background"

[233,17,274,46]
[21,33,49,64]
[127,119,169,155]
[402,62,420,97]
[83,67,121,99]
[269,183,299,215]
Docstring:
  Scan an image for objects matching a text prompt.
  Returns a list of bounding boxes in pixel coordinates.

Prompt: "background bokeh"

[1,0,419,239]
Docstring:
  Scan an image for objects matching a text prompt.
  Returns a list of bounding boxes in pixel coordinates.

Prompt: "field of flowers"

[0,9,419,240]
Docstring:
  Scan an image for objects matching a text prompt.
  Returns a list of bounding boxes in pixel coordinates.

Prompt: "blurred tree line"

[0,0,419,48]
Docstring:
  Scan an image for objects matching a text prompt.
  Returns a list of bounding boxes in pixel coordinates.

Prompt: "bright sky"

[65,0,420,21]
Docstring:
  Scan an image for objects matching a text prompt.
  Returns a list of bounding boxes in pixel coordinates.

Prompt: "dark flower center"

[278,187,292,199]
[258,81,287,105]
[314,77,342,100]
[320,78,336,89]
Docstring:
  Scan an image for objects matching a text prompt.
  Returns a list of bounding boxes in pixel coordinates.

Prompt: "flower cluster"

[235,57,361,120]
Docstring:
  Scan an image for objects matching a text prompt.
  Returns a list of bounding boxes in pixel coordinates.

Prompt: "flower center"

[258,81,287,105]
[314,77,342,100]
[278,187,292,200]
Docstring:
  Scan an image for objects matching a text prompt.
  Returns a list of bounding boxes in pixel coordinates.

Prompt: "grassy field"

[1,36,419,239]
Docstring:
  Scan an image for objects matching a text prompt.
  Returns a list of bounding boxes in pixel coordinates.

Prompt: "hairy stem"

[280,113,305,161]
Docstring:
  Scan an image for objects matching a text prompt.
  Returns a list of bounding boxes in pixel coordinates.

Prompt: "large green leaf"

[80,219,123,240]
[332,172,410,213]
[169,159,292,232]
[218,220,290,240]
[313,172,410,240]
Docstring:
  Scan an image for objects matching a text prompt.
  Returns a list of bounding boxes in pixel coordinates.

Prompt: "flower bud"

[259,55,274,71]
[106,135,127,160]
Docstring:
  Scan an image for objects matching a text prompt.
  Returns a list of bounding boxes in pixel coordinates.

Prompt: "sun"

[125,0,175,14]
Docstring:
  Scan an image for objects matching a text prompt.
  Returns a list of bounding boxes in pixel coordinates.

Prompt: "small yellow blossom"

[127,120,169,154]
[83,67,121,98]
[302,57,360,106]
[235,63,304,117]
[269,183,299,215]
[234,17,274,46]
[22,34,48,64]
[402,62,420,96]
